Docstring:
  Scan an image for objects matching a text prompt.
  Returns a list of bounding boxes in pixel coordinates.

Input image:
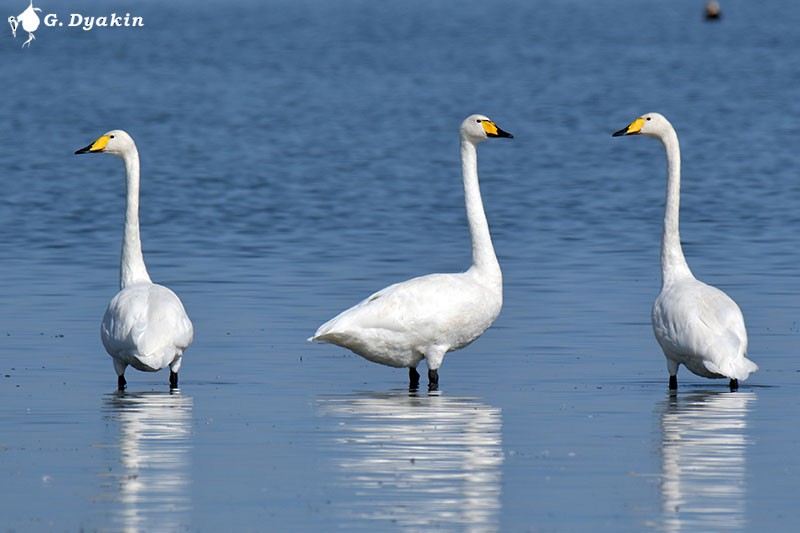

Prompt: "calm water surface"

[2,0,800,530]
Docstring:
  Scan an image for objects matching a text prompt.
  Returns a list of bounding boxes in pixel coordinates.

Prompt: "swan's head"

[461,114,513,144]
[75,130,136,158]
[612,112,672,138]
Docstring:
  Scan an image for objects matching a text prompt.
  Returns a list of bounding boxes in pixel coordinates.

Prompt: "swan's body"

[310,115,512,389]
[614,113,757,390]
[313,271,502,370]
[76,130,193,390]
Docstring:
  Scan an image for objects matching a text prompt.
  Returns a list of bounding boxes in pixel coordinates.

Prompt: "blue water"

[2,0,800,530]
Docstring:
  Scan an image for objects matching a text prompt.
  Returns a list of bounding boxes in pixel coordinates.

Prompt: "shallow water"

[2,0,800,530]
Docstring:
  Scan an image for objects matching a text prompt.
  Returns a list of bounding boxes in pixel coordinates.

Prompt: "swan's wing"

[142,284,194,351]
[312,272,498,344]
[102,283,193,368]
[690,285,758,378]
[654,280,747,367]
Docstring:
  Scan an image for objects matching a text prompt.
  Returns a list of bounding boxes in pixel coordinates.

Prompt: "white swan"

[76,130,193,390]
[613,113,758,390]
[309,115,513,389]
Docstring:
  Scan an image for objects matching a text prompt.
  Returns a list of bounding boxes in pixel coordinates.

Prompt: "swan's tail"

[307,325,334,343]
[735,357,759,380]
[705,356,759,381]
[308,313,346,343]
[308,333,333,343]
[308,323,343,344]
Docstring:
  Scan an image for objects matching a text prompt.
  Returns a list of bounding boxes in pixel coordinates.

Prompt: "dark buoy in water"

[705,1,722,20]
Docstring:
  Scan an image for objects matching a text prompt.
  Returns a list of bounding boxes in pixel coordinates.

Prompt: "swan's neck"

[120,149,151,289]
[461,138,501,286]
[660,128,692,284]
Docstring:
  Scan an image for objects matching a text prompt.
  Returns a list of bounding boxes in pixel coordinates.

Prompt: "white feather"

[101,283,193,373]
[615,113,757,386]
[77,130,193,386]
[310,115,512,379]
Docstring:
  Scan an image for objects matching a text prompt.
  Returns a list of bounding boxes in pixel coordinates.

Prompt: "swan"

[76,130,194,390]
[309,114,513,389]
[613,113,757,391]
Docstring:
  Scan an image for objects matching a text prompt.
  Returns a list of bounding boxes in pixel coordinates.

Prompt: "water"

[2,0,800,530]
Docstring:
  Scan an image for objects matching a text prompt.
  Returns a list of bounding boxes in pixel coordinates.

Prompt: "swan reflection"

[101,391,193,532]
[658,390,756,532]
[317,390,502,531]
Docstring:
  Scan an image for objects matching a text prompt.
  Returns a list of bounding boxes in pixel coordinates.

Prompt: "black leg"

[117,375,127,391]
[729,378,738,391]
[170,371,179,389]
[668,375,677,390]
[409,367,420,389]
[428,368,439,391]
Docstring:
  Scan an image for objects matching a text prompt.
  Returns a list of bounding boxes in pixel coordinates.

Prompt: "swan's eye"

[646,117,651,121]
[110,135,115,139]
[476,119,482,123]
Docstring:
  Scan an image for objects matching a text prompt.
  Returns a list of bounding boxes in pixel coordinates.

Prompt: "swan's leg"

[424,346,446,391]
[409,367,420,389]
[666,358,679,390]
[169,356,182,389]
[729,379,738,391]
[114,359,128,390]
[428,369,439,391]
